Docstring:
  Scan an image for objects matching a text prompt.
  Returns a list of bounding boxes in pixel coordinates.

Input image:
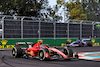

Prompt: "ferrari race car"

[66,39,93,47]
[12,42,78,61]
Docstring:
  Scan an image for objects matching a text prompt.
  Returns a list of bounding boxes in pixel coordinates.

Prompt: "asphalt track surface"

[0,46,100,67]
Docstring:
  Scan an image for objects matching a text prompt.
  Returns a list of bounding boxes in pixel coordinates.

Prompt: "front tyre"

[39,49,49,61]
[64,48,73,60]
[12,46,23,58]
[39,50,45,60]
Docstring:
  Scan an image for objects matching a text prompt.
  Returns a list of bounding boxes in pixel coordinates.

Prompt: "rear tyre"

[67,48,73,57]
[87,42,92,47]
[12,46,23,58]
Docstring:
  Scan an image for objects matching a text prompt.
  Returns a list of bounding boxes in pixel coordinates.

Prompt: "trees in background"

[49,0,65,21]
[0,0,41,16]
[0,0,54,18]
[55,0,87,21]
[0,0,62,21]
[67,2,87,20]
[0,0,100,21]
[55,0,100,21]
[81,0,100,21]
[68,0,100,21]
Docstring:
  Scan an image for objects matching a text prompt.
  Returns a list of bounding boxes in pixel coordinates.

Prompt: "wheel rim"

[39,50,45,60]
[13,50,15,54]
[12,48,17,57]
[40,52,43,57]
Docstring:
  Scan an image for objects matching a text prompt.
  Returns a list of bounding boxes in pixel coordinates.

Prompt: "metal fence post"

[2,16,6,39]
[80,20,83,38]
[92,21,95,39]
[39,18,41,39]
[54,20,56,39]
[67,20,70,39]
[21,17,25,39]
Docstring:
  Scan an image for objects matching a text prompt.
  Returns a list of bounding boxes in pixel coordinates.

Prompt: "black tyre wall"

[68,48,73,57]
[12,46,23,58]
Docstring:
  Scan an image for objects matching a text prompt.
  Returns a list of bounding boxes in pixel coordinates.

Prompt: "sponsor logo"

[0,40,14,49]
[95,24,100,29]
[92,39,100,45]
[92,39,95,43]
[1,40,8,45]
[0,45,15,48]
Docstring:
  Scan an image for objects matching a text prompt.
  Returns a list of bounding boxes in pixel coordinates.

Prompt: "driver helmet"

[78,40,80,43]
[38,39,43,44]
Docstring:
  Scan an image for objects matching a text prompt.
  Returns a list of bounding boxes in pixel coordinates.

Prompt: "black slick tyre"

[12,46,23,58]
[39,48,49,61]
[64,48,73,60]
[67,48,73,57]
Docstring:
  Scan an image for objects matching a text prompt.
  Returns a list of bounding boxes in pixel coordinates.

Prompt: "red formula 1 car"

[12,42,78,60]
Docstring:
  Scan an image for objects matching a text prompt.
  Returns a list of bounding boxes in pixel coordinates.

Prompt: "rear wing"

[15,42,33,49]
[16,42,33,45]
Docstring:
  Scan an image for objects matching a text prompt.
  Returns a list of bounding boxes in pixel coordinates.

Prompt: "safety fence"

[0,15,100,39]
